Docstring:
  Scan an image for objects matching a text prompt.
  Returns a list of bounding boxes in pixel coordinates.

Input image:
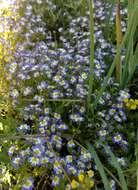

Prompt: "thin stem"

[115,0,123,82]
[19,98,84,102]
[75,140,123,189]
[81,0,86,16]
[0,134,47,141]
[104,166,123,189]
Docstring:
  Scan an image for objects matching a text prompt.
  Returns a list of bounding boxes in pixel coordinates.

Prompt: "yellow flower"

[71,180,79,189]
[130,104,137,110]
[135,99,138,105]
[78,174,84,182]
[129,98,134,103]
[126,102,130,108]
[124,98,138,110]
[90,180,94,188]
[124,98,129,103]
[87,170,94,178]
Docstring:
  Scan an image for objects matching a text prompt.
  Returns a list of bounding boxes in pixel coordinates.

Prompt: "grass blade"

[126,43,138,84]
[100,142,128,190]
[94,4,138,108]
[115,0,123,82]
[121,0,138,86]
[87,143,112,190]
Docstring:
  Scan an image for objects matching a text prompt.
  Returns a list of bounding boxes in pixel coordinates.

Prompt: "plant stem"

[94,5,138,108]
[87,0,95,112]
[81,0,86,16]
[115,0,123,82]
[127,0,134,80]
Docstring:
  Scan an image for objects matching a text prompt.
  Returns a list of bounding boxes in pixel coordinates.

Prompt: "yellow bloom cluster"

[124,98,138,110]
[70,170,94,190]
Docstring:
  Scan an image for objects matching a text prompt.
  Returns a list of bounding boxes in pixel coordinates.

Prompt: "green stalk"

[128,0,134,74]
[115,0,123,82]
[101,142,128,190]
[126,43,138,84]
[121,0,138,87]
[94,4,138,108]
[87,143,112,190]
[87,0,95,112]
[81,0,86,16]
[128,0,136,80]
[128,0,134,27]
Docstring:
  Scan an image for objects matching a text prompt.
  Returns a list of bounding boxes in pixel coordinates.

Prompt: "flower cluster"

[70,170,94,189]
[0,0,130,189]
[124,98,138,110]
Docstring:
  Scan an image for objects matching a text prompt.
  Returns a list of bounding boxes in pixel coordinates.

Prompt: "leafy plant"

[87,142,128,190]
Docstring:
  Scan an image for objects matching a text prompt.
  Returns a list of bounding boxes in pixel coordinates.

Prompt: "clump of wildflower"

[71,179,79,189]
[70,170,94,189]
[124,98,138,110]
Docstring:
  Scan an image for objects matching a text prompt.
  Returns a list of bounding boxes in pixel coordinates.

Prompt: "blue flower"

[67,165,77,175]
[32,145,45,157]
[65,155,73,164]
[8,145,17,157]
[12,156,22,169]
[67,140,75,148]
[22,177,34,190]
[28,156,40,166]
[10,89,19,98]
[17,124,30,133]
[112,134,123,144]
[57,123,68,130]
[52,176,60,186]
[40,156,50,165]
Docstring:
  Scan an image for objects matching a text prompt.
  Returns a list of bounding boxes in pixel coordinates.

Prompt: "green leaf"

[100,142,128,190]
[0,151,10,164]
[87,143,112,190]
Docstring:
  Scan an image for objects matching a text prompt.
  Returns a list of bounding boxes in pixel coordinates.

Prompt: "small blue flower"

[10,89,19,98]
[57,123,68,130]
[28,156,40,166]
[109,107,116,116]
[67,140,75,148]
[112,134,123,144]
[17,124,30,133]
[65,155,73,164]
[114,114,122,123]
[32,145,45,157]
[33,137,46,145]
[12,156,22,169]
[40,156,50,165]
[67,165,77,175]
[22,177,34,190]
[80,152,91,162]
[8,145,17,157]
[52,176,60,186]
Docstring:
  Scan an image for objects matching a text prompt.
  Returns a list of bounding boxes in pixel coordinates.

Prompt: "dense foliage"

[0,0,138,189]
